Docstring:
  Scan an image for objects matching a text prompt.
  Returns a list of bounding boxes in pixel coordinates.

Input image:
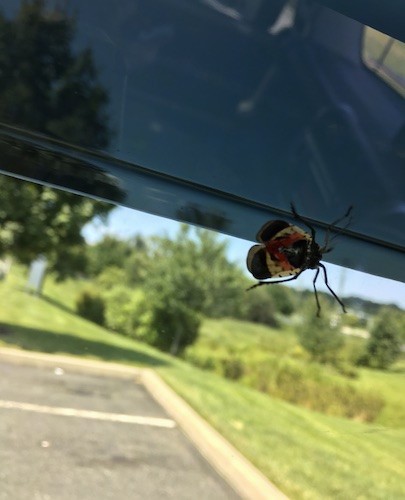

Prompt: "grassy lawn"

[193,318,405,428]
[1,266,404,499]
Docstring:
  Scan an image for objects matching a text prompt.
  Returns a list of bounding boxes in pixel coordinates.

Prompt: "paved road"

[0,361,239,500]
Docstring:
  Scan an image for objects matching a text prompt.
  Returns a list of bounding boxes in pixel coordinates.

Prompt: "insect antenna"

[322,205,353,251]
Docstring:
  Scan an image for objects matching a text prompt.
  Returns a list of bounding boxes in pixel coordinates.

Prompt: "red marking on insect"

[265,232,306,271]
[246,203,353,316]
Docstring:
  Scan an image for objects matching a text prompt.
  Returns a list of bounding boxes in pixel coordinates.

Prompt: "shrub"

[184,345,382,421]
[184,347,244,380]
[243,355,384,421]
[268,285,296,316]
[75,288,105,325]
[140,299,201,355]
[183,348,218,371]
[299,308,344,364]
[339,336,367,366]
[343,313,367,328]
[103,286,147,337]
[335,362,358,379]
[220,356,245,380]
[96,266,127,290]
[242,286,278,327]
[359,308,402,369]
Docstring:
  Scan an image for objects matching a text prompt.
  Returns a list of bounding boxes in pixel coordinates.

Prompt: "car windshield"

[0,1,404,499]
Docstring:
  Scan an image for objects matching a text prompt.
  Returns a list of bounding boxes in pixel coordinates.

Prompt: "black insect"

[246,203,353,316]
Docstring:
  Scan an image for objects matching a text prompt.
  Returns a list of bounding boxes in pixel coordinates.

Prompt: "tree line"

[76,226,402,369]
[1,169,403,369]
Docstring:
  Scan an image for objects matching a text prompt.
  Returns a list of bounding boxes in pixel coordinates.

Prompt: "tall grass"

[185,346,384,421]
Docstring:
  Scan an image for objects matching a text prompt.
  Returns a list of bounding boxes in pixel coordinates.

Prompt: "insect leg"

[312,267,321,317]
[319,263,347,313]
[323,206,353,250]
[246,271,303,291]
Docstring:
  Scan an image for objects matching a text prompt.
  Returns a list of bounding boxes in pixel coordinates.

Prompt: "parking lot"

[0,360,239,499]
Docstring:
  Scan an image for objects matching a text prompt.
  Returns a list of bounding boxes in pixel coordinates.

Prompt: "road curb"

[0,347,143,379]
[0,347,288,500]
[142,369,289,500]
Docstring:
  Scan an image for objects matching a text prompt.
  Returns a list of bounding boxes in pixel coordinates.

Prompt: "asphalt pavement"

[0,361,240,500]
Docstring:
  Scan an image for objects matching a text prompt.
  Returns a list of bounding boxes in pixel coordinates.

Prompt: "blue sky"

[83,206,405,309]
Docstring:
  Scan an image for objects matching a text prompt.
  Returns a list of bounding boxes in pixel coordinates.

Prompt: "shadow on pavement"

[0,322,167,367]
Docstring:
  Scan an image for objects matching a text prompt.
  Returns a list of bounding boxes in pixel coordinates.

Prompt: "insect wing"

[247,243,302,280]
[247,244,272,280]
[256,220,290,243]
[264,254,302,278]
[249,220,312,280]
[270,224,310,241]
[267,224,311,268]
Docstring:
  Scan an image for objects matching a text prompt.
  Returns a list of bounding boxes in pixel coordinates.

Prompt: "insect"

[246,203,353,316]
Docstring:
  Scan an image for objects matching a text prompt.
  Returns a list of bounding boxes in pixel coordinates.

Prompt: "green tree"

[299,306,344,363]
[0,1,112,277]
[268,285,296,316]
[360,308,402,369]
[0,180,111,278]
[0,0,109,147]
[103,286,148,339]
[138,299,201,355]
[243,286,278,327]
[148,225,245,318]
[96,266,128,290]
[86,236,134,277]
[87,234,151,285]
[122,236,151,285]
[140,225,246,354]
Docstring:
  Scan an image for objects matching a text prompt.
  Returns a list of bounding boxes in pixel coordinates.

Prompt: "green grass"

[1,266,404,499]
[190,318,404,427]
[0,269,168,367]
[159,365,405,500]
[199,317,298,355]
[354,365,405,429]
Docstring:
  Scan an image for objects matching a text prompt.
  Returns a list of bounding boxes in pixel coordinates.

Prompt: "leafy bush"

[339,336,367,366]
[358,308,402,369]
[184,348,218,371]
[102,281,200,355]
[184,347,244,380]
[96,266,127,290]
[185,346,382,421]
[299,308,344,364]
[242,286,278,327]
[86,236,133,276]
[75,288,105,325]
[103,286,147,337]
[334,362,358,379]
[139,299,201,355]
[268,285,296,316]
[145,225,246,319]
[221,357,245,380]
[342,313,367,328]
[243,355,383,421]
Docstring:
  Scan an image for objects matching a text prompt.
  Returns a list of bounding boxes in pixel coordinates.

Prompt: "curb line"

[0,348,288,500]
[142,369,288,500]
